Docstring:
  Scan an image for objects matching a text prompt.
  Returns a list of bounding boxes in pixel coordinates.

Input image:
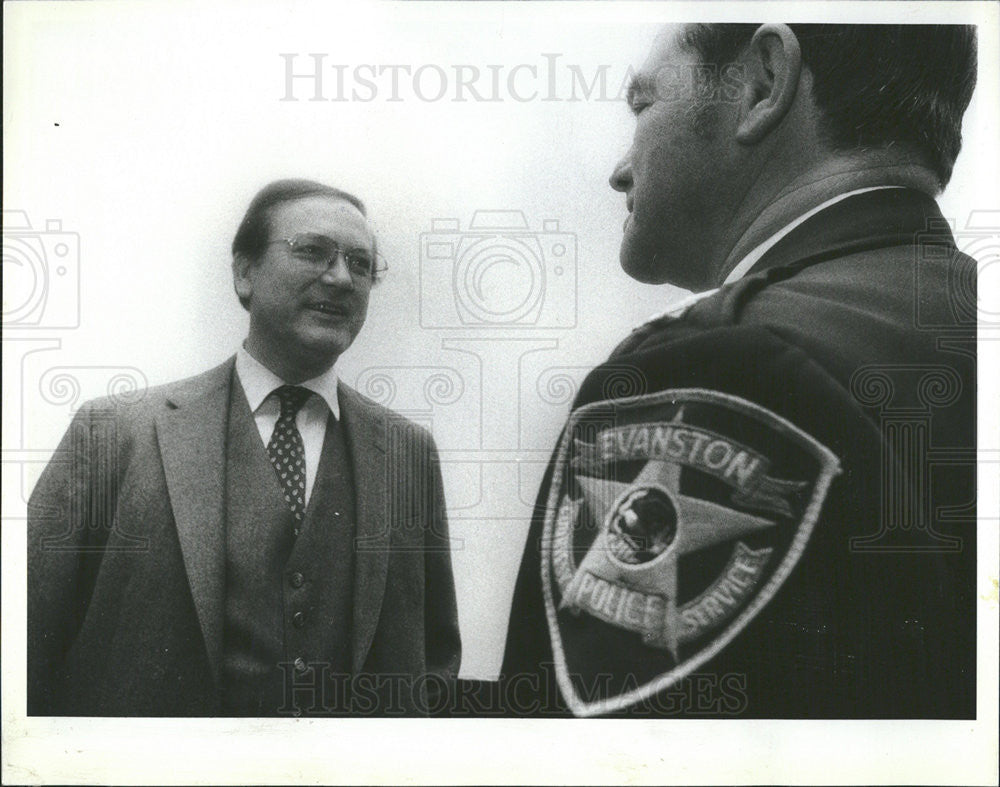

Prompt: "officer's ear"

[735,24,802,146]
[232,253,256,310]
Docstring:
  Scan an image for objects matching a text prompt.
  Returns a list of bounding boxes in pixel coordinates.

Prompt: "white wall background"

[4,1,999,685]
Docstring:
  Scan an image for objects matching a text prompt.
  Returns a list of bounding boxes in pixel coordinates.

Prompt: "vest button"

[292,611,306,628]
[293,657,307,673]
[289,572,304,588]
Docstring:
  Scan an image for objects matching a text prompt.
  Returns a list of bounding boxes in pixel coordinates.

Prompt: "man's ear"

[232,254,255,306]
[735,24,802,146]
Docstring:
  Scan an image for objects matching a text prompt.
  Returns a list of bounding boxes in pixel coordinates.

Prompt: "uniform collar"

[721,186,903,285]
[235,344,341,419]
[639,186,905,326]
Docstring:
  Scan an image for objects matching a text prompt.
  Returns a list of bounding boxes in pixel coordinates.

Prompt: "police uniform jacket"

[502,187,976,718]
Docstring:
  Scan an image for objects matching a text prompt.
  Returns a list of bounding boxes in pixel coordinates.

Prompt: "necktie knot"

[273,385,312,420]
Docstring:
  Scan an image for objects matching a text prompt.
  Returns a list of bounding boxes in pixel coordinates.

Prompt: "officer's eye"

[629,97,652,116]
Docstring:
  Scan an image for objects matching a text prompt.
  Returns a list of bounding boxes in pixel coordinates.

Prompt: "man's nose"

[319,252,355,287]
[609,153,633,193]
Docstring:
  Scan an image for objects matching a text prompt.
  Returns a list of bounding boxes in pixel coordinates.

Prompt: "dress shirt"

[235,345,341,505]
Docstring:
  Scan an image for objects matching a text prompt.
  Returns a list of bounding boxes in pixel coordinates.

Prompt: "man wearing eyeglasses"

[28,179,461,717]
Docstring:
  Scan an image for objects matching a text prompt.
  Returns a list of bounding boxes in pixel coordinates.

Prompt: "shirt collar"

[235,344,341,419]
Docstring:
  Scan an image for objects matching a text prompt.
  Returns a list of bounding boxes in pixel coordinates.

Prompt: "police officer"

[502,24,978,718]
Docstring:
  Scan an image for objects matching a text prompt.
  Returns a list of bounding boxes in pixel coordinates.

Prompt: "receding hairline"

[231,181,378,263]
[271,194,374,240]
[268,192,370,220]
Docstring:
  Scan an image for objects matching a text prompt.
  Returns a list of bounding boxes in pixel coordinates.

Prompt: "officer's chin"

[620,240,672,286]
[621,239,708,291]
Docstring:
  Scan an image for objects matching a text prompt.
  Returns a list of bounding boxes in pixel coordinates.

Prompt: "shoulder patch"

[541,388,841,717]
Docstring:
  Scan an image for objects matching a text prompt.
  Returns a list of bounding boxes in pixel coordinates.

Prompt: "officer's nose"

[609,152,633,194]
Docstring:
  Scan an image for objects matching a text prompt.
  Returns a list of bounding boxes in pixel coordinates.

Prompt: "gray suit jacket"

[28,357,461,716]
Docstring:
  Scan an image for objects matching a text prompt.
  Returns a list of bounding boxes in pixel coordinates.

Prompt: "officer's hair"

[682,24,978,189]
[231,178,377,309]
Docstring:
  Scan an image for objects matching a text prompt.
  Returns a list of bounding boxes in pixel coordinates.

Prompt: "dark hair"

[682,24,978,187]
[232,179,377,307]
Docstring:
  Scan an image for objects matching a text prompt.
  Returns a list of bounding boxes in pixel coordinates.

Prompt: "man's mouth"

[307,301,350,318]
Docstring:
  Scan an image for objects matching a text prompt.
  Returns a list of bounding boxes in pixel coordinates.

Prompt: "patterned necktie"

[266,385,312,533]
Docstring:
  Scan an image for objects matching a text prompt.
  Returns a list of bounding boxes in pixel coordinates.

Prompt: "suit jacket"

[502,188,976,718]
[27,357,461,716]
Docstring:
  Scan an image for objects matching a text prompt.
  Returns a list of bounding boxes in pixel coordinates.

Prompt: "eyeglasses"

[269,233,387,280]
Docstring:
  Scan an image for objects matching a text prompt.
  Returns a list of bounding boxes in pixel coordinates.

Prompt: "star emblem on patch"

[542,389,840,717]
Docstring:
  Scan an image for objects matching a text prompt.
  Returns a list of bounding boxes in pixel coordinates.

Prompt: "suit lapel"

[155,358,234,685]
[338,383,389,671]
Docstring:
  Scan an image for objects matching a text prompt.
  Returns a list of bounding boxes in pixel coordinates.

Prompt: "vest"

[220,379,357,715]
